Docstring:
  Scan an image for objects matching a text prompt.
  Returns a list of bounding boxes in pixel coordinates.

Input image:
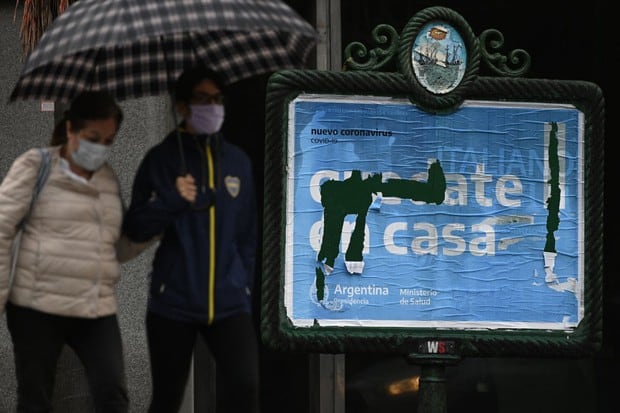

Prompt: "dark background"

[223,1,615,411]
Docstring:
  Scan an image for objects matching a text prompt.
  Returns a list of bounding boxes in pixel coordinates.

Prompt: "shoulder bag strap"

[10,148,52,288]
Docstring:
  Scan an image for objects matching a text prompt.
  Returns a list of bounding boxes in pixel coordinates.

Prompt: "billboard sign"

[261,6,604,357]
[286,96,583,331]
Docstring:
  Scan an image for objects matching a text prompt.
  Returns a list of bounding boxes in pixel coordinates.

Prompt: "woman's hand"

[176,174,197,202]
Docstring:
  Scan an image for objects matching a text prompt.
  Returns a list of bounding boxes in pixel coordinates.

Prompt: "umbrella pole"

[161,34,187,174]
[171,103,187,175]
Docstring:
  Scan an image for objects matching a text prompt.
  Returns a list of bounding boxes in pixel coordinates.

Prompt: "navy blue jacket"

[123,128,257,324]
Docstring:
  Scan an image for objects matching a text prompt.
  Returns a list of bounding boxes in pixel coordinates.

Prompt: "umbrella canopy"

[10,0,318,103]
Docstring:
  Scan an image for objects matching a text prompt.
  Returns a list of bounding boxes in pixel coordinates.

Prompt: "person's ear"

[65,120,79,148]
[65,120,78,145]
[177,101,190,118]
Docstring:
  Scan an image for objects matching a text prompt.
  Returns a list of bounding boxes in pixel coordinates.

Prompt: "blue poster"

[285,94,584,331]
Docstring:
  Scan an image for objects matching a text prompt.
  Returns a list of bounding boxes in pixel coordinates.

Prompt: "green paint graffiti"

[315,161,446,301]
[545,122,560,254]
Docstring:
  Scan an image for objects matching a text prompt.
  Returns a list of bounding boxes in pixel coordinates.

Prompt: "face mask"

[188,104,225,135]
[70,139,111,171]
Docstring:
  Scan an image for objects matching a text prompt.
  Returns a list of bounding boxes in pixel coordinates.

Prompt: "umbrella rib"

[84,47,102,95]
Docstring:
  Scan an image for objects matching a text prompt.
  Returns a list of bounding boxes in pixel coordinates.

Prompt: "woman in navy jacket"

[123,65,260,413]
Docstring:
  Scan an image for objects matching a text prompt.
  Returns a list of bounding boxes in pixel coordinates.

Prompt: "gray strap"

[10,148,52,289]
[18,148,52,230]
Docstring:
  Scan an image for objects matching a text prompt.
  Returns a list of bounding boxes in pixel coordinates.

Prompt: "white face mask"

[188,104,225,135]
[70,139,111,171]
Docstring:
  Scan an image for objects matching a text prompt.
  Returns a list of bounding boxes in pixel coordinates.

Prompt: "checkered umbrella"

[9,0,318,103]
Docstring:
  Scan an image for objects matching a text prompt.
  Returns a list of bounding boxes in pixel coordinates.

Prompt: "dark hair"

[50,90,123,145]
[172,65,226,104]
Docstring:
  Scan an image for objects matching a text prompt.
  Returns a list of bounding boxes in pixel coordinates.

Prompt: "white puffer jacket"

[0,146,126,318]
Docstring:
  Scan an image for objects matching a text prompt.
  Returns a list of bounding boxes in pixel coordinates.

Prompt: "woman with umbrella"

[122,65,260,413]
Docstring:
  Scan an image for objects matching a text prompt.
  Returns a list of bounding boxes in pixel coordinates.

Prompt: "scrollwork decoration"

[343,24,399,71]
[479,29,531,77]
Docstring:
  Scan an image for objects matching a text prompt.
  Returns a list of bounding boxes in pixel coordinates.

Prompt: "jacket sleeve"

[115,232,160,263]
[122,147,190,243]
[0,149,40,314]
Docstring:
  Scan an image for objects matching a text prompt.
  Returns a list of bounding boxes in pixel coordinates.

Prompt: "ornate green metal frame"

[261,6,604,358]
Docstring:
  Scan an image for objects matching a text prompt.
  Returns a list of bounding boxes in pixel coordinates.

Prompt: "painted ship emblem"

[412,23,467,94]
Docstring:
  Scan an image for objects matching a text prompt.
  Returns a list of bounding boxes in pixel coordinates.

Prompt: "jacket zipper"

[205,140,216,325]
[158,134,217,323]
